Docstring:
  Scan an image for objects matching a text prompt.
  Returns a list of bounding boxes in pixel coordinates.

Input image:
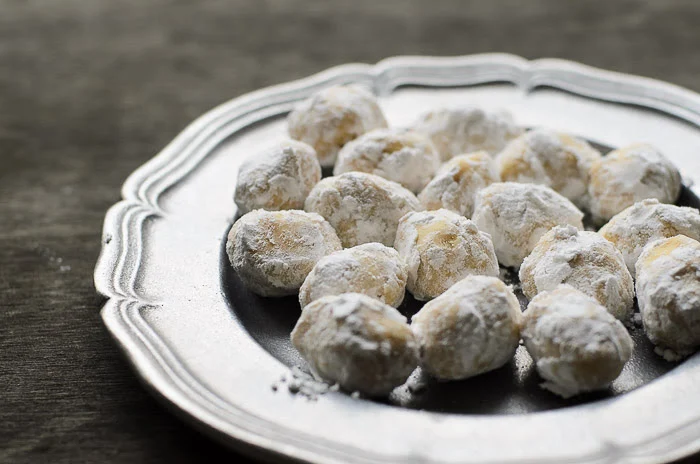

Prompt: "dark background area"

[2,1,700,463]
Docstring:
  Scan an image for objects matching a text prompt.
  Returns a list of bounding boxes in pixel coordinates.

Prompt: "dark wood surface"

[2,1,700,462]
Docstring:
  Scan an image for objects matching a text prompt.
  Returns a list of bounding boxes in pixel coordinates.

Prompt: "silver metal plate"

[95,54,700,464]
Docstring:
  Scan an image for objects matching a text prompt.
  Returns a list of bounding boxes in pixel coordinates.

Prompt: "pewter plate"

[95,54,700,464]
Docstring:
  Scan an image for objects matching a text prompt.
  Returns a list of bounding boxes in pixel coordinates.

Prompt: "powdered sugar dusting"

[304,172,421,248]
[287,85,388,167]
[235,140,321,214]
[291,293,418,396]
[521,285,634,398]
[412,107,523,161]
[419,151,500,218]
[496,129,601,208]
[411,276,522,380]
[599,199,700,277]
[588,143,682,222]
[299,242,408,308]
[271,366,340,401]
[334,128,440,193]
[472,182,584,269]
[519,226,634,321]
[227,210,342,296]
[636,235,700,357]
[395,209,499,301]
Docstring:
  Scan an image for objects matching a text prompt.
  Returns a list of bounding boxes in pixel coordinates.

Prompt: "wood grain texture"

[1,1,700,462]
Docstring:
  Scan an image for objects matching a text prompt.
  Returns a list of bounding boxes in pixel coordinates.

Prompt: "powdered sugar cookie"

[418,151,499,217]
[521,285,634,398]
[291,293,418,396]
[520,226,634,321]
[234,140,321,214]
[394,209,499,301]
[334,128,440,193]
[288,85,388,167]
[496,129,601,208]
[304,172,421,248]
[636,235,700,359]
[226,210,341,296]
[599,199,700,277]
[299,243,407,308]
[412,107,523,161]
[411,276,522,380]
[588,143,681,223]
[472,183,584,269]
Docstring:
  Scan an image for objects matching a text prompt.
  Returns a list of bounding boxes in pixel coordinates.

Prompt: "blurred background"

[2,0,700,462]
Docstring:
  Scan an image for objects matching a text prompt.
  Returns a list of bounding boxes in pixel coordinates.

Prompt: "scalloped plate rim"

[95,53,700,464]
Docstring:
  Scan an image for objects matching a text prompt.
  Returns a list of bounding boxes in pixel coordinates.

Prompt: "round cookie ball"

[299,243,408,309]
[412,107,523,161]
[287,85,388,167]
[411,276,522,380]
[636,235,700,359]
[472,182,584,269]
[234,140,321,215]
[521,285,634,398]
[418,151,500,217]
[304,172,421,248]
[226,210,341,297]
[588,143,682,223]
[333,128,440,193]
[291,293,418,396]
[599,199,700,277]
[520,226,634,321]
[394,209,499,301]
[496,129,601,208]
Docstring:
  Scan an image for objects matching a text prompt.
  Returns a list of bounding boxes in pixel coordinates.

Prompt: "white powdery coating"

[599,199,700,277]
[299,243,408,308]
[287,85,388,167]
[520,226,634,321]
[234,140,321,215]
[521,285,634,398]
[394,209,499,301]
[291,293,418,396]
[472,182,584,269]
[418,151,500,218]
[411,107,524,161]
[496,129,601,208]
[588,143,682,222]
[226,210,342,297]
[636,235,700,357]
[333,128,440,194]
[411,276,522,380]
[304,172,421,248]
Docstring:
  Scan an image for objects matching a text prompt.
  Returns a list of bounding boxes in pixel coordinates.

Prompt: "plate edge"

[94,53,700,464]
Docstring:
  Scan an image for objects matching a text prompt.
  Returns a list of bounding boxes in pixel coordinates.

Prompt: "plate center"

[221,140,697,414]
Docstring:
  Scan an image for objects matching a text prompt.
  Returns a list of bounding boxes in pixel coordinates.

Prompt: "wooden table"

[2,1,700,462]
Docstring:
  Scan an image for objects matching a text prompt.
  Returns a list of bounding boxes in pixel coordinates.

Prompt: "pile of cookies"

[227,84,700,399]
